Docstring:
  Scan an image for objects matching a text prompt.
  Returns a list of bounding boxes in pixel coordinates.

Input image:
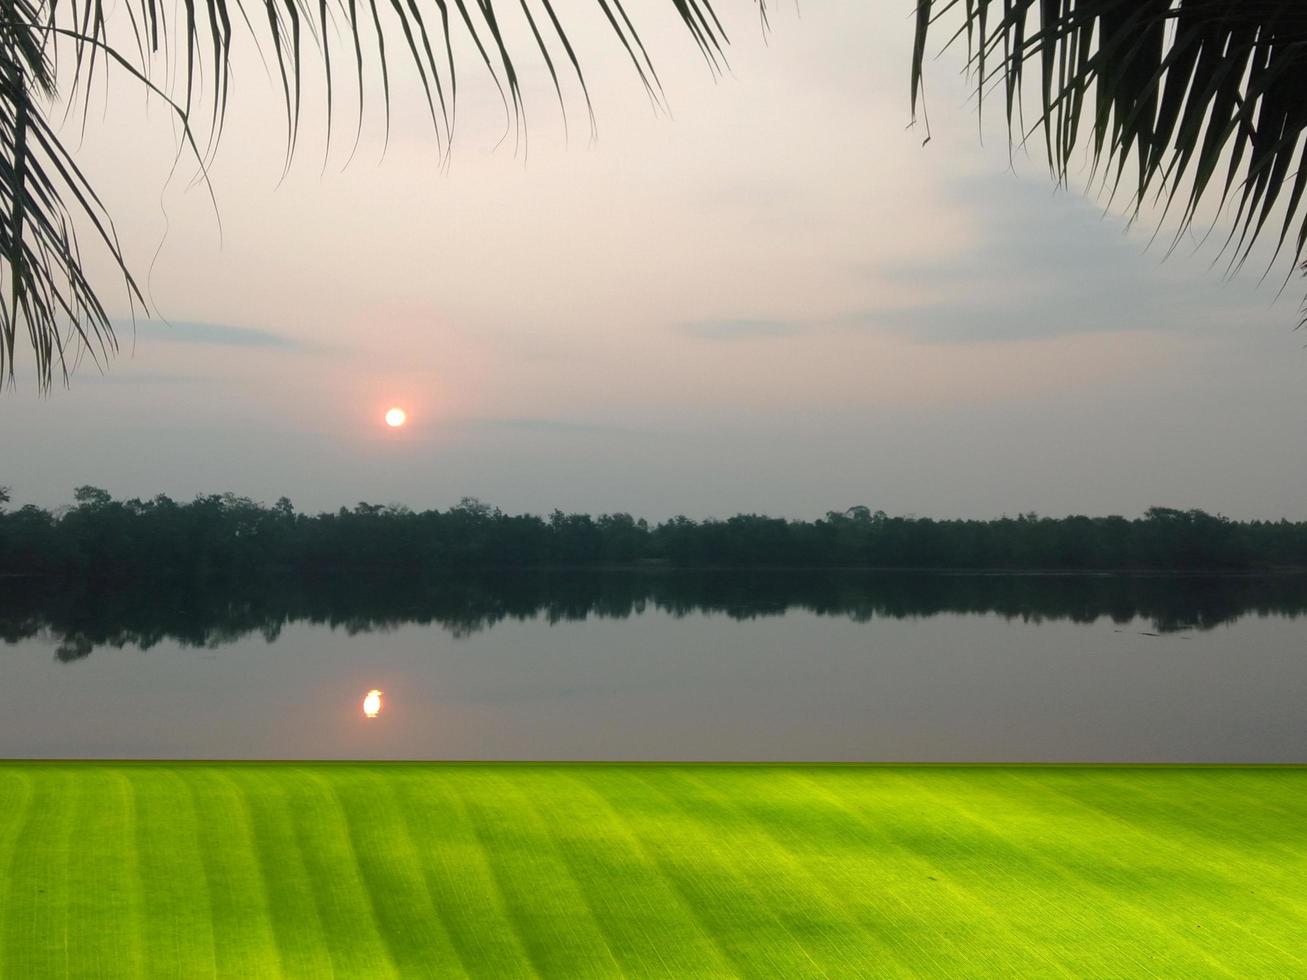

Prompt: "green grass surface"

[0,764,1303,977]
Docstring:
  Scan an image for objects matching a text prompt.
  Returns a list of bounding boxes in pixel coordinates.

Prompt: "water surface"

[2,571,1303,761]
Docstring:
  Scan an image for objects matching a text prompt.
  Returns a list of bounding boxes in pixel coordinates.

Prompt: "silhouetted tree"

[912,3,1307,316]
[2,489,1305,578]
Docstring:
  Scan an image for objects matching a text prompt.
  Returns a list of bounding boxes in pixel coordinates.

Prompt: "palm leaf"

[913,1,1307,317]
[0,0,738,389]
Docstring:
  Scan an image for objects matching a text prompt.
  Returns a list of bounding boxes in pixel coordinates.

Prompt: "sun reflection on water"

[362,689,384,719]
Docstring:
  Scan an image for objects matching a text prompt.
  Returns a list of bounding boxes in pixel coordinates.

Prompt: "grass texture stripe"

[0,764,1303,978]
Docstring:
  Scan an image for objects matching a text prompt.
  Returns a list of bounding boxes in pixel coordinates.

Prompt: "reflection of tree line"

[4,570,1304,662]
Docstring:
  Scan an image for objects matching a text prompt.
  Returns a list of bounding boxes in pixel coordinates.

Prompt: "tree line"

[2,487,1306,579]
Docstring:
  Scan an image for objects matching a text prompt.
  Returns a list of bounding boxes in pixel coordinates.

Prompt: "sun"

[384,407,407,428]
[362,689,384,718]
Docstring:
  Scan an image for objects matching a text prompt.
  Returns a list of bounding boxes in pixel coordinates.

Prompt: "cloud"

[845,174,1179,343]
[120,320,318,350]
[830,171,1299,345]
[459,416,642,437]
[676,174,1233,346]
[632,164,1297,351]
[76,371,213,385]
[679,318,803,341]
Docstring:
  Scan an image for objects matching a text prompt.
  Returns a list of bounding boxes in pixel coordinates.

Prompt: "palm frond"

[1,2,140,388]
[913,1,1307,313]
[0,0,739,389]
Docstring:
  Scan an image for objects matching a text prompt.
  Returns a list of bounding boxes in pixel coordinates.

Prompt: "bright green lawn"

[0,764,1303,978]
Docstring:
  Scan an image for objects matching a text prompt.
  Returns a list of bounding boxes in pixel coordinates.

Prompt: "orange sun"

[384,407,407,428]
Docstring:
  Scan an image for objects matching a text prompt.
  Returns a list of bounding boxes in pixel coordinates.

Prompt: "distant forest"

[2,487,1306,578]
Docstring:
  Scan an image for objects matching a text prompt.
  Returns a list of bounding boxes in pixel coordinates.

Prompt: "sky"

[3,0,1305,520]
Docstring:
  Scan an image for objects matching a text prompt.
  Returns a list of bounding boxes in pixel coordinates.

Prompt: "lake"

[2,571,1304,761]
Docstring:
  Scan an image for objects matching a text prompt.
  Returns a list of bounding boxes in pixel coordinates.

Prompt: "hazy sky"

[4,1,1305,519]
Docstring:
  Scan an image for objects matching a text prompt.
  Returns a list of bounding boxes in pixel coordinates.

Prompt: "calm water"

[2,571,1304,761]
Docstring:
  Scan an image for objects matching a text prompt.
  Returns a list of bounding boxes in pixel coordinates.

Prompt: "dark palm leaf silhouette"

[912,1,1307,313]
